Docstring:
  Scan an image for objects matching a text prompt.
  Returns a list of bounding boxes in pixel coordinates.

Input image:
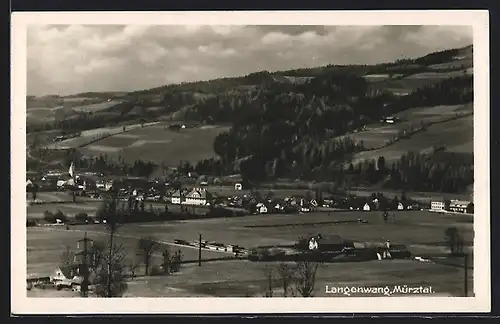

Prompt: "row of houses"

[430,200,474,214]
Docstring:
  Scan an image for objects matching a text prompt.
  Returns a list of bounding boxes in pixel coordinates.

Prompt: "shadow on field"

[243,219,367,229]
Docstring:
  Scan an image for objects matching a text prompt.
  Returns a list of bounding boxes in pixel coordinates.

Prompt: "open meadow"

[43,122,159,150]
[78,123,230,166]
[27,200,168,219]
[336,103,472,150]
[350,114,473,165]
[122,258,471,297]
[27,210,473,291]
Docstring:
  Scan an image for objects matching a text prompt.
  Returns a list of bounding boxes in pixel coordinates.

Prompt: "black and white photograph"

[11,11,490,314]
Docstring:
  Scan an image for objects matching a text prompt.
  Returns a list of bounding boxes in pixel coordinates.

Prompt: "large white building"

[430,201,445,212]
[449,200,471,214]
[185,188,211,206]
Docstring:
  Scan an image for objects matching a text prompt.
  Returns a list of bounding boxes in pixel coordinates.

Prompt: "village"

[27,164,474,218]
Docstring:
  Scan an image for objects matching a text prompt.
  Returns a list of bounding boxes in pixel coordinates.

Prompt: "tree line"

[347,151,473,193]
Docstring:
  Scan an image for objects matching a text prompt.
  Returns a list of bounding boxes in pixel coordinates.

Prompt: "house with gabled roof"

[185,188,212,206]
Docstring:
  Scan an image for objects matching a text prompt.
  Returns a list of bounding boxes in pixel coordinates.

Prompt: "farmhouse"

[184,188,212,206]
[449,200,471,214]
[171,190,183,204]
[309,234,355,252]
[256,202,268,214]
[51,265,80,284]
[430,201,445,212]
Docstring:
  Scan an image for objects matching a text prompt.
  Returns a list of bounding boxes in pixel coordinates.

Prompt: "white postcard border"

[11,10,490,314]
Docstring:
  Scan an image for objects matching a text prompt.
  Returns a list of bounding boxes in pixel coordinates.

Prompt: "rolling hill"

[27,44,474,194]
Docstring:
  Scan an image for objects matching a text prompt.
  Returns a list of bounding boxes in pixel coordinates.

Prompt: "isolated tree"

[127,196,134,212]
[263,264,275,297]
[60,245,75,268]
[295,260,320,297]
[444,226,464,255]
[162,248,171,275]
[31,183,38,201]
[377,156,386,172]
[136,236,161,276]
[94,197,128,297]
[127,258,140,279]
[88,241,105,272]
[93,243,128,297]
[276,262,296,297]
[169,249,184,273]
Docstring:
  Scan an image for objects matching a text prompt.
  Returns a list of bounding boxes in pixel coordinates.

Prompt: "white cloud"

[27,25,473,96]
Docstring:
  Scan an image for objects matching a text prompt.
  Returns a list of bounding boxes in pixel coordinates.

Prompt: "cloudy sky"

[27,25,472,96]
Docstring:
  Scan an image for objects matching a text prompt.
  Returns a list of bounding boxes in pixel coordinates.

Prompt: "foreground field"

[123,258,472,297]
[27,226,226,278]
[27,210,473,279]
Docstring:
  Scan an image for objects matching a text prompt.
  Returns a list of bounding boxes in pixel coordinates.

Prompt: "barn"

[306,234,355,252]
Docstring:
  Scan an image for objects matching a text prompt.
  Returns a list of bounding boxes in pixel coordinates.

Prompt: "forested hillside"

[28,44,474,193]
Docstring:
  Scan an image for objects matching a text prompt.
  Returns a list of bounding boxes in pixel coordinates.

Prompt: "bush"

[150,266,163,276]
[169,249,183,273]
[54,210,67,223]
[75,212,89,223]
[26,219,38,227]
[43,210,56,223]
[206,207,233,218]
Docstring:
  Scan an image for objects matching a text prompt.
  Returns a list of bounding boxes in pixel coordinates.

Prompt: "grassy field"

[405,69,471,79]
[26,99,123,127]
[123,258,472,297]
[336,103,472,151]
[78,123,230,166]
[26,209,474,297]
[43,122,158,150]
[27,200,168,219]
[27,210,473,283]
[70,100,123,113]
[27,226,226,278]
[370,78,447,95]
[350,114,473,164]
[428,58,473,70]
[26,191,75,203]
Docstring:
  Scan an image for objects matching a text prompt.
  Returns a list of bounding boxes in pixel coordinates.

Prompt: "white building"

[234,183,243,191]
[397,202,405,210]
[449,200,470,214]
[256,203,268,214]
[184,188,211,206]
[363,203,371,211]
[430,201,445,212]
[171,190,182,204]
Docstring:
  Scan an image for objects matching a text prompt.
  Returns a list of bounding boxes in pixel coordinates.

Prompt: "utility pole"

[464,252,469,297]
[198,233,202,267]
[77,231,93,297]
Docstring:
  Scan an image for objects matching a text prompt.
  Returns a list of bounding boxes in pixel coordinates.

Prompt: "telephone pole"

[464,252,469,297]
[77,232,93,297]
[198,233,202,267]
